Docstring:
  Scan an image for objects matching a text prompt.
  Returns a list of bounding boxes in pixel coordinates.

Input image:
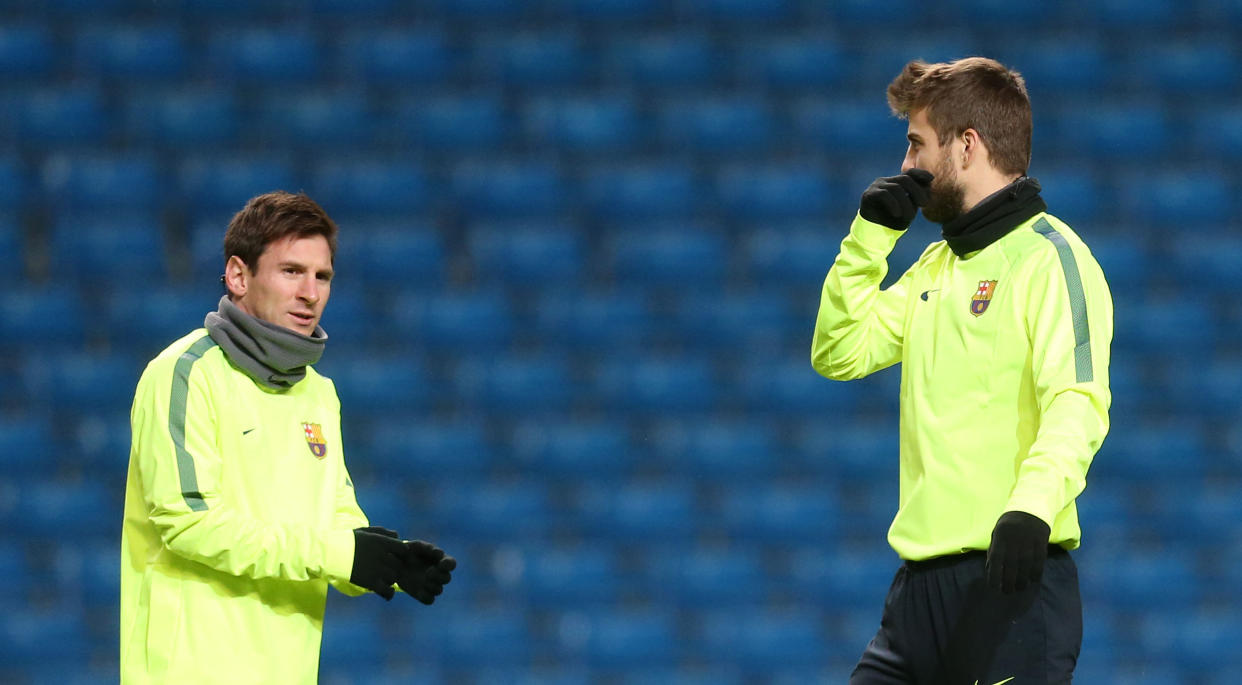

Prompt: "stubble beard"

[920,155,966,225]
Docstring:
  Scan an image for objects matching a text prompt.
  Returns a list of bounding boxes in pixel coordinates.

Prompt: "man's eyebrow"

[907,132,924,143]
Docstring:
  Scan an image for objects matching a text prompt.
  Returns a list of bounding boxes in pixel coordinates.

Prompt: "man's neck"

[962,172,1023,213]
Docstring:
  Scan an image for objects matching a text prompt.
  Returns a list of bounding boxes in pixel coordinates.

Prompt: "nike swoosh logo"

[920,289,940,301]
[242,428,255,435]
[974,678,1015,685]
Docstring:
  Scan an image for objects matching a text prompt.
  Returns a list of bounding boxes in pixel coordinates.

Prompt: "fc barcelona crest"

[970,280,997,317]
[302,422,327,459]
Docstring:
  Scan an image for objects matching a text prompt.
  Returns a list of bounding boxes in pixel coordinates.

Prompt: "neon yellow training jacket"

[121,330,370,684]
[812,212,1112,561]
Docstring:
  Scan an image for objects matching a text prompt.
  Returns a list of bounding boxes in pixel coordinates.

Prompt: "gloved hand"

[985,511,1052,594]
[858,168,934,230]
[399,540,457,605]
[356,527,456,605]
[350,527,411,600]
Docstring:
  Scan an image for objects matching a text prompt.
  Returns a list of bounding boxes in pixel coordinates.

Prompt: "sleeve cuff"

[322,528,355,582]
[850,213,907,251]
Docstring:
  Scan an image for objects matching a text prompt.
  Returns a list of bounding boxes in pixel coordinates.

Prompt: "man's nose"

[298,277,319,303]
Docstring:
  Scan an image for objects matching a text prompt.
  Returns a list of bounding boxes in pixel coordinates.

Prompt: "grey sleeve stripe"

[1033,218,1093,383]
[169,335,219,512]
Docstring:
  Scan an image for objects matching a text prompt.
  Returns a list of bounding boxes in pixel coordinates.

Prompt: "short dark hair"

[223,191,338,273]
[886,57,1032,176]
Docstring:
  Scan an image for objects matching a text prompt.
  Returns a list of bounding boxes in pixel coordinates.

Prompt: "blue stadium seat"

[594,356,718,413]
[0,543,29,605]
[524,95,644,152]
[644,546,767,607]
[738,36,845,89]
[54,542,119,607]
[179,155,299,215]
[684,0,795,21]
[389,290,513,350]
[1162,356,1242,422]
[697,609,825,670]
[420,609,533,669]
[366,419,495,476]
[533,289,653,350]
[566,0,663,20]
[452,160,566,219]
[557,609,679,668]
[332,221,444,287]
[425,0,525,20]
[66,411,132,476]
[717,163,841,220]
[650,418,777,478]
[0,215,22,277]
[788,546,897,609]
[50,213,167,283]
[608,225,727,287]
[573,480,697,541]
[1049,103,1169,161]
[1078,0,1181,31]
[512,420,634,476]
[15,481,117,538]
[581,162,703,220]
[1138,610,1242,673]
[1124,169,1234,224]
[1004,39,1109,95]
[318,605,387,668]
[1086,234,1150,292]
[41,154,162,211]
[454,355,575,413]
[474,32,588,87]
[1150,485,1242,543]
[166,0,291,14]
[795,421,899,480]
[256,91,374,149]
[821,0,927,27]
[793,98,908,160]
[103,286,219,350]
[518,544,623,607]
[19,87,108,145]
[310,159,432,215]
[327,356,431,416]
[737,357,866,415]
[23,352,141,415]
[744,225,840,287]
[953,0,1059,24]
[0,607,90,667]
[1191,105,1242,161]
[1091,421,1207,481]
[603,33,722,88]
[1085,547,1202,608]
[0,417,54,477]
[338,28,452,85]
[393,93,511,153]
[621,667,744,685]
[657,96,775,153]
[1035,167,1104,223]
[73,23,186,79]
[0,288,87,349]
[1113,298,1214,352]
[206,28,319,82]
[468,222,583,284]
[432,480,551,542]
[125,89,239,148]
[713,485,838,542]
[0,25,53,80]
[310,0,400,17]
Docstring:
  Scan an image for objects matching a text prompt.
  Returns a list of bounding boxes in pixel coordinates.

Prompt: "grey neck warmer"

[204,296,327,390]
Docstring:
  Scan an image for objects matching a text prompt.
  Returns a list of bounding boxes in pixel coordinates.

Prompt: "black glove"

[985,511,1051,594]
[858,168,934,230]
[350,527,411,600]
[398,540,457,605]
[357,527,456,605]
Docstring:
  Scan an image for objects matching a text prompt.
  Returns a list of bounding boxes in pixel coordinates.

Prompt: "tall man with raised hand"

[121,191,456,684]
[812,58,1112,683]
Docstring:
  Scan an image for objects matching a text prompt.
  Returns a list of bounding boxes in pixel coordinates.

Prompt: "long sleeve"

[130,343,356,585]
[811,213,916,380]
[328,462,371,596]
[1005,234,1113,526]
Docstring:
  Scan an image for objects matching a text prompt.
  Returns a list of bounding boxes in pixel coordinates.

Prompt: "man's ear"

[223,255,250,299]
[960,128,984,169]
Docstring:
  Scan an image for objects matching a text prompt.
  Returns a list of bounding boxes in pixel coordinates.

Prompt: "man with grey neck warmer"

[120,191,455,684]
[811,58,1112,684]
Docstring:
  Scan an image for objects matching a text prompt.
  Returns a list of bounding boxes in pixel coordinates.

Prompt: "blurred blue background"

[0,0,1238,682]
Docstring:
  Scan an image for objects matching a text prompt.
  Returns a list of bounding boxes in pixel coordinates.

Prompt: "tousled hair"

[224,191,338,274]
[886,57,1032,176]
